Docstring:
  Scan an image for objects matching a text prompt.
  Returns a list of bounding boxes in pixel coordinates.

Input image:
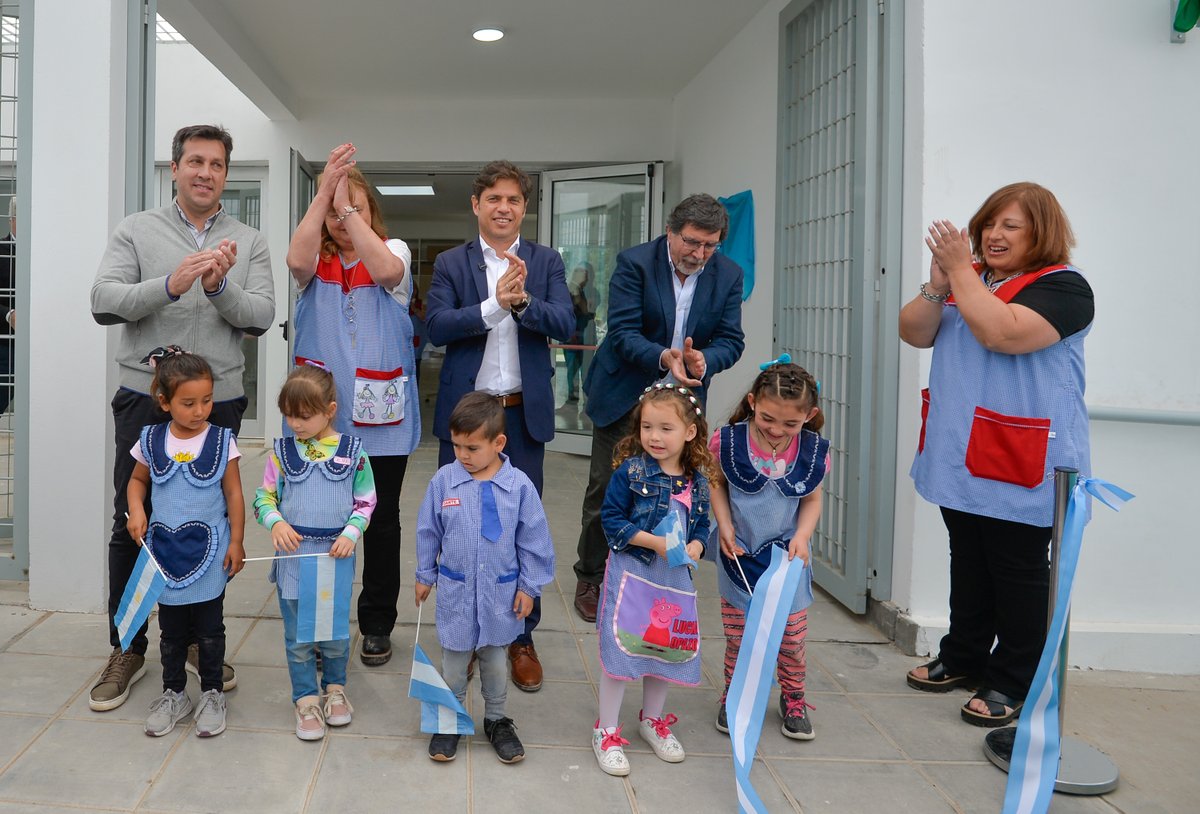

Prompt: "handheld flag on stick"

[1001,478,1133,814]
[725,545,807,813]
[408,604,474,735]
[296,553,353,643]
[114,544,167,652]
[654,508,694,569]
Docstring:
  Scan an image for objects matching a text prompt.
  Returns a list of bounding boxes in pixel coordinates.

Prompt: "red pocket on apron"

[964,405,1051,489]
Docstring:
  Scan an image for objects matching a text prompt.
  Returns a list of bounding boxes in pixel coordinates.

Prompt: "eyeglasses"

[677,235,721,253]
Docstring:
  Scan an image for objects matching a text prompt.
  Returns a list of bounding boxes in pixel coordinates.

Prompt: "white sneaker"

[145,689,192,737]
[638,711,685,763]
[592,722,631,777]
[295,696,326,741]
[323,686,353,727]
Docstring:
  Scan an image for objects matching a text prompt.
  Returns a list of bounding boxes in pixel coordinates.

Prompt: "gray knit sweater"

[91,202,275,401]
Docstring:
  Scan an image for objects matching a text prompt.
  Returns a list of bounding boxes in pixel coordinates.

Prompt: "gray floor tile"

[0,653,105,716]
[473,745,633,814]
[809,640,924,694]
[62,662,171,724]
[142,729,321,813]
[335,667,424,737]
[6,612,108,657]
[0,605,42,648]
[628,754,795,813]
[522,629,592,683]
[217,664,298,732]
[0,804,127,813]
[0,718,172,809]
[854,693,995,762]
[805,593,889,643]
[0,713,49,767]
[920,763,1113,813]
[310,734,470,811]
[779,760,954,813]
[476,680,597,748]
[755,692,904,761]
[230,617,288,668]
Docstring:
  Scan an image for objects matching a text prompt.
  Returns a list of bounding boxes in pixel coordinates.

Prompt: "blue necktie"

[481,481,502,543]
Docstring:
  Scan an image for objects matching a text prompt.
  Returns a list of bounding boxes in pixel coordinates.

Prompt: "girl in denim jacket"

[592,384,721,777]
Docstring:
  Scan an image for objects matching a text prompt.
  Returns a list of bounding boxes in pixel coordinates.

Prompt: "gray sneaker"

[90,648,147,711]
[193,689,227,738]
[185,644,238,691]
[193,686,228,739]
[779,692,815,741]
[145,689,193,737]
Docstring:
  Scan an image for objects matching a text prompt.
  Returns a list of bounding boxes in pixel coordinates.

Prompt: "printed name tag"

[334,456,353,465]
[442,498,461,508]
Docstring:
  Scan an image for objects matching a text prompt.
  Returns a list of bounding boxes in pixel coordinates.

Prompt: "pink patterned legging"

[719,598,808,701]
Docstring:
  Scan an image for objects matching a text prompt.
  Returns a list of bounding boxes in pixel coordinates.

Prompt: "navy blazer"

[426,238,574,443]
[584,236,745,428]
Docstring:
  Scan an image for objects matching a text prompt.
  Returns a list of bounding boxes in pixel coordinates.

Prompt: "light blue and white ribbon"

[1002,477,1134,814]
[725,544,807,813]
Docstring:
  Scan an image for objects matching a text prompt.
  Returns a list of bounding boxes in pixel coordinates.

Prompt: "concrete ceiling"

[158,0,773,120]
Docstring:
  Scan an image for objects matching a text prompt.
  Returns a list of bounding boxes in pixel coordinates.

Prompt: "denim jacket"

[600,453,712,567]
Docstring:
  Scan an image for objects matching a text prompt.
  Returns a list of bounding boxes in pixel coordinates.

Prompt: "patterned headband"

[301,359,329,371]
[140,345,187,369]
[640,382,703,416]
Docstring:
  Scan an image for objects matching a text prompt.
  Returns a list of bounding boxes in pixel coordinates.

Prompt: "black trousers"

[106,389,246,655]
[357,454,409,637]
[158,593,225,693]
[437,402,544,644]
[573,410,632,586]
[937,506,1051,700]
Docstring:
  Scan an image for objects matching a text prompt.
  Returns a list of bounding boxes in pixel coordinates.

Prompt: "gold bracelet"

[919,282,949,303]
[335,206,360,222]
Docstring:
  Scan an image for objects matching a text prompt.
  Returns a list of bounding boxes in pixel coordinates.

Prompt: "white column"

[25,0,131,611]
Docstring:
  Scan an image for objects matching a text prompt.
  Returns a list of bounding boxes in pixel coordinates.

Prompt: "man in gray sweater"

[89,124,275,712]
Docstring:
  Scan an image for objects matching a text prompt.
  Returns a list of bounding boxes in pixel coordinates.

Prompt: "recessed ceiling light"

[377,185,435,196]
[472,27,504,42]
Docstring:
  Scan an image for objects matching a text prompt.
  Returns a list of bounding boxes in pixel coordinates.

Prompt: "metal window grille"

[0,3,17,572]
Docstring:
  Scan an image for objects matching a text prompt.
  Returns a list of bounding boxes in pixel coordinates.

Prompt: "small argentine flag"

[114,546,167,652]
[654,508,694,569]
[296,554,353,644]
[408,643,475,735]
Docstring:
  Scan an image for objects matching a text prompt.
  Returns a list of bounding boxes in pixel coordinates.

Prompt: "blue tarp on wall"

[717,190,754,302]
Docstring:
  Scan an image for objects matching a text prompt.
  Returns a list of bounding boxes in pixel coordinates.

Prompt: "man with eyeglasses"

[572,194,745,622]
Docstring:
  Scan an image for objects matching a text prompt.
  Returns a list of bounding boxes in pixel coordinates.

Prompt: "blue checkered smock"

[415,455,556,651]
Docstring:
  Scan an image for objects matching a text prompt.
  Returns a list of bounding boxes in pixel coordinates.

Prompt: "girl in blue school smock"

[593,383,720,777]
[708,358,828,742]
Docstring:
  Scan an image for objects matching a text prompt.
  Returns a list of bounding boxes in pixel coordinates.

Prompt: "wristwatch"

[512,293,531,315]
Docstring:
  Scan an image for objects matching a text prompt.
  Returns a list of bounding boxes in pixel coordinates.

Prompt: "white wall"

[897,0,1200,671]
[26,0,131,612]
[671,0,790,424]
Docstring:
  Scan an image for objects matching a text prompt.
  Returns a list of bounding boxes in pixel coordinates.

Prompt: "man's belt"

[494,392,523,408]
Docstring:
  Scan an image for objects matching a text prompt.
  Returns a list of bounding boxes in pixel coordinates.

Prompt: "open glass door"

[539,162,663,455]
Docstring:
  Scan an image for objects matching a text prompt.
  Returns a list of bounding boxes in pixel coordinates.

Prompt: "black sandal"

[961,688,1023,727]
[906,658,974,693]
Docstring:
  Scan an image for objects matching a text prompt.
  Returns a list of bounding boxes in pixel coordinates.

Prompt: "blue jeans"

[278,591,349,703]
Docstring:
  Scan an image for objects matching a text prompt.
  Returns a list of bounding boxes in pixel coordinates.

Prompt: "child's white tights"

[598,674,670,729]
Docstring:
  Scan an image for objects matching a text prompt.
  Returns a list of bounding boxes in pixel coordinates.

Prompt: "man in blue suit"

[572,194,746,621]
[426,160,574,691]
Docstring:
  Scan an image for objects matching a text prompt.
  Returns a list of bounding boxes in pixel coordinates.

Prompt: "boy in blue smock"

[415,391,556,764]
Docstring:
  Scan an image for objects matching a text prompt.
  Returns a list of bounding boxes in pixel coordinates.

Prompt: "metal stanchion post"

[983,467,1119,795]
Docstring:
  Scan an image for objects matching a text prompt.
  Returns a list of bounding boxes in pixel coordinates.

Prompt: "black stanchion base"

[983,727,1119,796]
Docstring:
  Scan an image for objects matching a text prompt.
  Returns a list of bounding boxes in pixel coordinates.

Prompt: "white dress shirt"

[475,236,522,395]
[661,256,706,385]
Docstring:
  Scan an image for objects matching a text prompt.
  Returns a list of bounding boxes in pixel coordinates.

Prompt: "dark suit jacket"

[584,235,745,428]
[426,238,574,443]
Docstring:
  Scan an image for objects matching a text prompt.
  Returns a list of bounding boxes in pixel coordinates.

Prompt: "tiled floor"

[0,380,1195,812]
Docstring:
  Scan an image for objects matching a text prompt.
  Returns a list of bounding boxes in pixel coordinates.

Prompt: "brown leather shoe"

[508,642,543,692]
[574,580,600,623]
